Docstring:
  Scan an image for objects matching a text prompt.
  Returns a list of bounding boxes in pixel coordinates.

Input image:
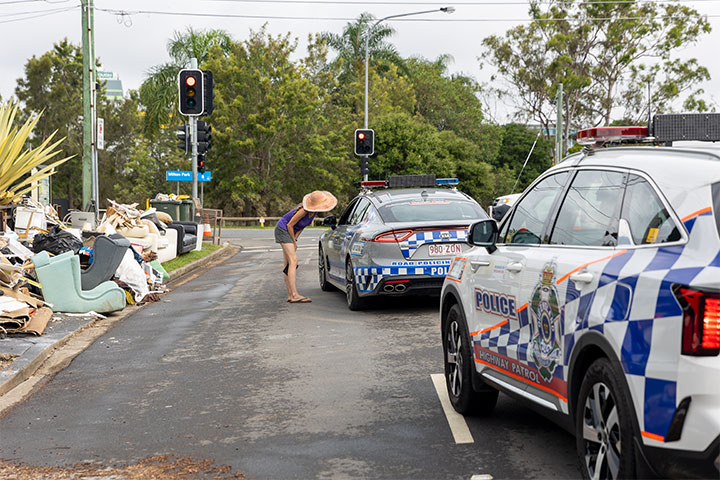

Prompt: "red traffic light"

[185,76,197,87]
[358,132,365,140]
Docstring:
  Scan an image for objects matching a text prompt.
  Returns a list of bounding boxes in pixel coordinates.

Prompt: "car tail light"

[674,286,720,356]
[372,230,414,242]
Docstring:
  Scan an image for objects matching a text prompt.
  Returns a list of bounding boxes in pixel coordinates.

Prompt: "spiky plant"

[0,102,72,205]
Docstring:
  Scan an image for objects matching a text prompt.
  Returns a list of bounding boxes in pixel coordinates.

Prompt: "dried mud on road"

[0,454,247,479]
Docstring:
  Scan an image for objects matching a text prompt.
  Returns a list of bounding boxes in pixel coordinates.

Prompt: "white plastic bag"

[114,249,148,302]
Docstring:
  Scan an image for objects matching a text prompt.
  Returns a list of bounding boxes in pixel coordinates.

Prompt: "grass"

[162,242,224,273]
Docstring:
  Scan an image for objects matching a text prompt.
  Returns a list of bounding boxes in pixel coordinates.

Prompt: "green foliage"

[482,0,713,145]
[15,39,84,207]
[493,124,553,192]
[203,28,352,216]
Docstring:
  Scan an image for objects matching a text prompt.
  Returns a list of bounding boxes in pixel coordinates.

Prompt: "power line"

[95,6,718,22]
[193,0,720,4]
[0,5,76,20]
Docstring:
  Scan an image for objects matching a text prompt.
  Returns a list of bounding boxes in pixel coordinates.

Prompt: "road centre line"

[430,373,474,444]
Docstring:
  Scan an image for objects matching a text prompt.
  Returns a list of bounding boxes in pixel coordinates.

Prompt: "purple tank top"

[277,205,315,234]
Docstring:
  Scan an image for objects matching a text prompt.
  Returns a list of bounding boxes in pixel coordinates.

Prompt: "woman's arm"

[286,207,307,249]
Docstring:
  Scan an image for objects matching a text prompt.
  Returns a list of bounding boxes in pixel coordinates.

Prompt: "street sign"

[166,170,211,182]
[97,118,104,150]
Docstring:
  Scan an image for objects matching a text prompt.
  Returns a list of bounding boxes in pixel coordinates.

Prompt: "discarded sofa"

[81,234,131,291]
[32,250,126,313]
[166,221,198,255]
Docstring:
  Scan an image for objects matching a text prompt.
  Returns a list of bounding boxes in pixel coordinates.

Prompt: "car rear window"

[377,199,486,223]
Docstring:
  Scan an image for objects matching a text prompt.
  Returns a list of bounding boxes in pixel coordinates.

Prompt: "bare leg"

[281,243,307,301]
[281,247,293,300]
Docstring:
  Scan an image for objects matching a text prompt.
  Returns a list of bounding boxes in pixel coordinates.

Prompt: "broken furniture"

[80,234,131,291]
[32,250,126,313]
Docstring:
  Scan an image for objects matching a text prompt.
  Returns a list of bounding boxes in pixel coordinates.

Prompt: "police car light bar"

[436,178,459,185]
[654,113,720,143]
[361,180,388,188]
[388,175,436,188]
[576,126,649,145]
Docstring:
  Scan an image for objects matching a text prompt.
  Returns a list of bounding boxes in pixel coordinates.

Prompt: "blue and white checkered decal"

[474,207,718,442]
[399,229,467,259]
[355,261,451,293]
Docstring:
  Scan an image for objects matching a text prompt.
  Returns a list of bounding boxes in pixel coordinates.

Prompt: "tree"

[482,0,712,148]
[406,56,486,142]
[203,29,351,216]
[492,124,553,193]
[139,27,232,136]
[15,39,84,207]
[319,13,407,84]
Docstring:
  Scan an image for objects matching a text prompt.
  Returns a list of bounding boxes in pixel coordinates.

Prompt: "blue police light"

[436,178,459,185]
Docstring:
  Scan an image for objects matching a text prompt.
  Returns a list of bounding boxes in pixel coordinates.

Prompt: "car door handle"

[470,260,490,272]
[569,272,594,284]
[507,262,523,273]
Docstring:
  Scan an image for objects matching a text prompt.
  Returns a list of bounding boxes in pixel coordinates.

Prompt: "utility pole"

[190,58,199,200]
[555,83,564,165]
[81,0,96,212]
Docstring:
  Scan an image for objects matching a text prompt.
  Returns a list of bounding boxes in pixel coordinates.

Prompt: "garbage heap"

[0,198,201,337]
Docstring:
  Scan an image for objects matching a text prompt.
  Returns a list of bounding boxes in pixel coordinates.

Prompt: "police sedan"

[441,116,720,479]
[319,175,487,310]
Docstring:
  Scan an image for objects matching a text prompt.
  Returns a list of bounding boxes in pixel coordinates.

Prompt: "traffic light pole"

[190,58,199,200]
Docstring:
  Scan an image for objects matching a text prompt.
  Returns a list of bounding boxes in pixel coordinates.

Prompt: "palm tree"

[139,27,233,136]
[319,13,407,83]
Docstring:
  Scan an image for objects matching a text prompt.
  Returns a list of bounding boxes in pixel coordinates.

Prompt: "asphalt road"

[0,229,579,479]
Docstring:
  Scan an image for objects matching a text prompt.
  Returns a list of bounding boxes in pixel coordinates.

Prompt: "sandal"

[288,297,312,303]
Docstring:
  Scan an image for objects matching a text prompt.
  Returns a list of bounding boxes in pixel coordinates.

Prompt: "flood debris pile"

[0,198,201,338]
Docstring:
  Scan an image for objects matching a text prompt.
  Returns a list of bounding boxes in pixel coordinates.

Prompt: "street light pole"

[362,6,455,181]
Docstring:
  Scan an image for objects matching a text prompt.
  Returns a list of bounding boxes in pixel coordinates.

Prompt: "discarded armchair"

[80,234,131,291]
[32,250,126,313]
[166,221,198,255]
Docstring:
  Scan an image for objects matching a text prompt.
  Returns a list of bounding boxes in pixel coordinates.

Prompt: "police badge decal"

[530,262,563,382]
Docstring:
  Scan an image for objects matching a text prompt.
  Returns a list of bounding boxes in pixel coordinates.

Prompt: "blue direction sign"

[166,170,212,182]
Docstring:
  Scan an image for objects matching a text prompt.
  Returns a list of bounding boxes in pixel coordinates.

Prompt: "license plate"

[427,243,463,257]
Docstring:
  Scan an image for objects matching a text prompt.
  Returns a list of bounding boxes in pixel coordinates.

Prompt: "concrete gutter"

[0,244,238,410]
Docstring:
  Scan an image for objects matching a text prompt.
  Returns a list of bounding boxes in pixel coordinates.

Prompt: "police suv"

[440,114,720,479]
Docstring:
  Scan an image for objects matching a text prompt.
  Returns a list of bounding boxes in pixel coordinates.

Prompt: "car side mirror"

[467,219,499,253]
[322,215,337,229]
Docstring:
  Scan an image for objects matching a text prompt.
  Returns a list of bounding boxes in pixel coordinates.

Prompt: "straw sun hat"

[303,190,337,212]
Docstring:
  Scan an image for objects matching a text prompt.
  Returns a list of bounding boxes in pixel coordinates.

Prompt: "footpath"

[0,243,238,408]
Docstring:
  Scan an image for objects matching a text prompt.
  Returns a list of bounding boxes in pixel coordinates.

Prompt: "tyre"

[576,358,635,480]
[443,304,498,415]
[318,245,335,291]
[345,259,366,311]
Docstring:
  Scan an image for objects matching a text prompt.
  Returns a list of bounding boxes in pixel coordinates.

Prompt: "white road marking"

[304,256,312,265]
[241,246,315,253]
[431,373,474,444]
[470,475,494,480]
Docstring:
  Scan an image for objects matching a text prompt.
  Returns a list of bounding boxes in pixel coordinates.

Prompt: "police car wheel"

[318,246,335,291]
[443,304,498,415]
[576,358,635,480]
[345,259,366,311]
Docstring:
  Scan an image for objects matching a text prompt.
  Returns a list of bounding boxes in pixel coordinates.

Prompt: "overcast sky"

[3,0,720,123]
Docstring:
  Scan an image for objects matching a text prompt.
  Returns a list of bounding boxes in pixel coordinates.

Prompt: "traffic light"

[197,120,212,154]
[354,129,374,156]
[198,153,206,174]
[176,124,188,153]
[202,70,215,116]
[178,69,204,116]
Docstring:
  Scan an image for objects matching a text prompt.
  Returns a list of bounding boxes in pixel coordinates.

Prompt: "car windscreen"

[377,199,486,223]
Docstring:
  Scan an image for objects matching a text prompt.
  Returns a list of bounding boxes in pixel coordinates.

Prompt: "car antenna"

[511,131,541,194]
[646,80,654,141]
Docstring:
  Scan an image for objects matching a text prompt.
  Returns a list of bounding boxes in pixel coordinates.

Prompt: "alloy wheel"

[345,262,354,305]
[582,382,622,480]
[446,320,463,398]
